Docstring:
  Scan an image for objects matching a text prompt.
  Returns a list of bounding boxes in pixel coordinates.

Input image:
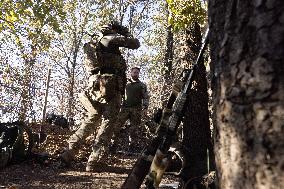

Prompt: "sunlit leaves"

[0,0,66,52]
[6,10,18,23]
[166,0,207,31]
[0,0,170,121]
[0,0,66,33]
[0,0,68,121]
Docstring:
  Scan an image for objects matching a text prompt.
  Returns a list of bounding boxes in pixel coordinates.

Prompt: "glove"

[90,67,100,75]
[125,32,133,38]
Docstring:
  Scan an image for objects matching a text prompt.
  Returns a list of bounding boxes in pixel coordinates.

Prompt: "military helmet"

[99,20,123,33]
[99,24,112,32]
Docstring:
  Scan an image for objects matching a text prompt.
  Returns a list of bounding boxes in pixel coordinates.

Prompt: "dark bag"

[99,74,118,101]
[0,122,33,169]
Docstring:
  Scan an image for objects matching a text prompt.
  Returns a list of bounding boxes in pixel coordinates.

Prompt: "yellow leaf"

[24,9,33,16]
[6,10,18,22]
[16,2,21,8]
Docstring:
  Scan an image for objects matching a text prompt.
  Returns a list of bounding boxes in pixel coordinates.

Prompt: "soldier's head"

[100,20,130,36]
[99,23,115,35]
[131,67,140,80]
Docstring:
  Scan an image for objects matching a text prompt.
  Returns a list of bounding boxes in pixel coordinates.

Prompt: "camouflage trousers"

[67,95,121,164]
[112,106,143,148]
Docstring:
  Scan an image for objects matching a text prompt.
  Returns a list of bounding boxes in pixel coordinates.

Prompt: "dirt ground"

[0,154,179,189]
[0,123,179,189]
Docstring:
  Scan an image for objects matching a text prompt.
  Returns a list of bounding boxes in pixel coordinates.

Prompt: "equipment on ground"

[0,121,34,169]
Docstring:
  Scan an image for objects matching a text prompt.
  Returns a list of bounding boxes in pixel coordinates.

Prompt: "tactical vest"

[83,37,103,75]
[81,35,128,105]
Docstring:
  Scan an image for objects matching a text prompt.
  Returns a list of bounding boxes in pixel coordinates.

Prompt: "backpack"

[83,37,103,75]
[0,122,34,169]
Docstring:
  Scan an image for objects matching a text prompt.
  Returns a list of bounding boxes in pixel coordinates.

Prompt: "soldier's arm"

[109,35,140,49]
[142,83,150,110]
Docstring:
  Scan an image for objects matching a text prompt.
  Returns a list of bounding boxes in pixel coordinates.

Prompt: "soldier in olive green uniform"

[60,21,140,172]
[112,67,149,150]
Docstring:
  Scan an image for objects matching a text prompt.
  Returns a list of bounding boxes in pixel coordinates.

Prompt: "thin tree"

[166,1,214,188]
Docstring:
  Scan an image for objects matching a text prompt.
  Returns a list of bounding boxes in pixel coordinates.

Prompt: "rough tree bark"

[179,23,215,189]
[208,0,284,188]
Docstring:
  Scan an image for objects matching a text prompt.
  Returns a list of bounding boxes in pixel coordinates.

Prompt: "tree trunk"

[164,24,174,79]
[161,3,174,106]
[179,23,215,189]
[208,0,284,188]
[19,59,34,121]
[67,65,75,120]
[67,30,81,120]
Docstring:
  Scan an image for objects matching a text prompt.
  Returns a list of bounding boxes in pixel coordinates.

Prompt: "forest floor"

[0,123,180,189]
[0,153,178,189]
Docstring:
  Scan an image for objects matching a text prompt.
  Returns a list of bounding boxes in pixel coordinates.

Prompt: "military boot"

[86,149,109,172]
[86,150,99,172]
[60,149,75,167]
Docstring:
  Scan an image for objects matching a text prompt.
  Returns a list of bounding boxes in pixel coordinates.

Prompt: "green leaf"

[167,0,207,31]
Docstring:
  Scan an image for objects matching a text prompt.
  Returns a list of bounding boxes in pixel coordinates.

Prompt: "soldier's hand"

[125,33,133,38]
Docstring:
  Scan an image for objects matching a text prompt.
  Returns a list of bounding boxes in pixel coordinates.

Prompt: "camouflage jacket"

[123,78,149,109]
[85,33,140,76]
[82,33,140,104]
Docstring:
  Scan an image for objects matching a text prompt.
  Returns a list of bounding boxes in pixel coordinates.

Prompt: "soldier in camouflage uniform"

[112,67,149,151]
[60,21,140,172]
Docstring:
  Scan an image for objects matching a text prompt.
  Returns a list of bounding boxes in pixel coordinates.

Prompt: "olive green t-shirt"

[124,79,149,108]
